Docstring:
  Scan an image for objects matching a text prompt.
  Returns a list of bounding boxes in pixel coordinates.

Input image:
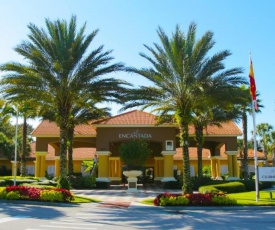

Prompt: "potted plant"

[119,139,151,192]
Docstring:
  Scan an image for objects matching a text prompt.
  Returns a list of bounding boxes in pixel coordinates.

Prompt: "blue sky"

[1,0,274,139]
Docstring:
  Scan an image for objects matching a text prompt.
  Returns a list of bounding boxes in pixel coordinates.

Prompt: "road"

[1,201,275,230]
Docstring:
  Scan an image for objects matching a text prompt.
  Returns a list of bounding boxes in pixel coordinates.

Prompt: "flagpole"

[13,106,19,186]
[249,53,259,202]
[252,99,259,202]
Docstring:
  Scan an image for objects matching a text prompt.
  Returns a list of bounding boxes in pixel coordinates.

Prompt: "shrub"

[211,193,237,205]
[184,193,213,206]
[69,175,96,189]
[213,182,245,193]
[0,188,7,199]
[154,192,237,206]
[199,186,221,194]
[40,190,63,202]
[96,181,110,189]
[162,181,181,189]
[3,185,74,202]
[57,177,71,190]
[6,191,20,200]
[83,176,96,189]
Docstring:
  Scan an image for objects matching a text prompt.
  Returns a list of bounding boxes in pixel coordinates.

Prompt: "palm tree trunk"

[241,110,249,179]
[67,125,74,175]
[181,124,193,194]
[21,115,27,176]
[58,104,70,179]
[195,124,204,180]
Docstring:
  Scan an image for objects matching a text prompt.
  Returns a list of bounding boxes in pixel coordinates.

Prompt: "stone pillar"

[35,156,41,177]
[10,161,18,177]
[109,157,121,184]
[161,151,176,182]
[55,156,60,177]
[226,151,239,180]
[210,158,217,178]
[35,152,47,178]
[96,151,111,182]
[154,157,164,182]
[216,158,221,178]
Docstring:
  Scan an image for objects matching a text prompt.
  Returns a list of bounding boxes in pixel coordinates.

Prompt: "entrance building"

[31,110,242,184]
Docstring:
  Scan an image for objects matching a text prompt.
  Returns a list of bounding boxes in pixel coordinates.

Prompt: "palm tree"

[256,123,273,166]
[42,100,111,175]
[192,103,242,180]
[122,23,245,194]
[237,86,263,179]
[0,99,14,158]
[0,16,128,180]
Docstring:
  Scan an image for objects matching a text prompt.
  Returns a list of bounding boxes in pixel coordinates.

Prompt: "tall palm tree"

[256,123,273,166]
[192,103,242,180]
[236,86,263,179]
[0,16,128,180]
[0,99,14,158]
[122,23,246,194]
[42,100,111,175]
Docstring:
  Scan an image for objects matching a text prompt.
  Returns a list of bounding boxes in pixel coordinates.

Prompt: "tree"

[122,23,245,194]
[236,86,263,179]
[0,99,15,158]
[256,123,273,166]
[42,100,111,175]
[0,16,127,180]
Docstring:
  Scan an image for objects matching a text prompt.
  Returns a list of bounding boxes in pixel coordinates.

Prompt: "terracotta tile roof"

[31,110,241,136]
[29,142,96,160]
[174,146,227,160]
[237,149,265,159]
[93,110,159,125]
[32,120,96,136]
[188,121,242,136]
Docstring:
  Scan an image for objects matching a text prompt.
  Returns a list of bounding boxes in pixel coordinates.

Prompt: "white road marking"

[0,215,30,223]
[40,225,97,229]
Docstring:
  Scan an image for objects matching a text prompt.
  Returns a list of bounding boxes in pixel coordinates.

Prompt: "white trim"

[96,177,111,182]
[161,151,176,156]
[225,151,238,155]
[161,177,176,182]
[95,151,111,156]
[109,177,121,181]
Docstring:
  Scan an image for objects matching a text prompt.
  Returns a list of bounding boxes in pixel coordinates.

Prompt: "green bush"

[199,186,221,194]
[40,190,63,202]
[211,194,237,205]
[159,195,189,206]
[83,176,96,189]
[69,175,96,189]
[95,181,110,189]
[6,191,20,200]
[0,188,7,199]
[200,182,245,193]
[162,181,181,189]
[57,177,71,190]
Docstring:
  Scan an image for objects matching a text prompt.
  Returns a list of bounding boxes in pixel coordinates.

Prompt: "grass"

[228,191,275,206]
[72,195,99,203]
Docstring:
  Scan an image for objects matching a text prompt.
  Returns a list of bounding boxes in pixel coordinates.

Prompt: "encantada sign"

[119,129,152,139]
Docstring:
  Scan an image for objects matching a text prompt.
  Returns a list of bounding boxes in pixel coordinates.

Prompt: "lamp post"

[13,107,19,186]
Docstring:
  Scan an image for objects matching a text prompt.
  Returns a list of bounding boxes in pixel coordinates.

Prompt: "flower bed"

[0,186,74,202]
[154,192,237,206]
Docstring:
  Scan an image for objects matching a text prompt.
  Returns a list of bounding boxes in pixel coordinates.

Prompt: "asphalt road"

[1,201,275,230]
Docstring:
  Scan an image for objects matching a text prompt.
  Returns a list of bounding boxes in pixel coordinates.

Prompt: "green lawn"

[228,191,275,206]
